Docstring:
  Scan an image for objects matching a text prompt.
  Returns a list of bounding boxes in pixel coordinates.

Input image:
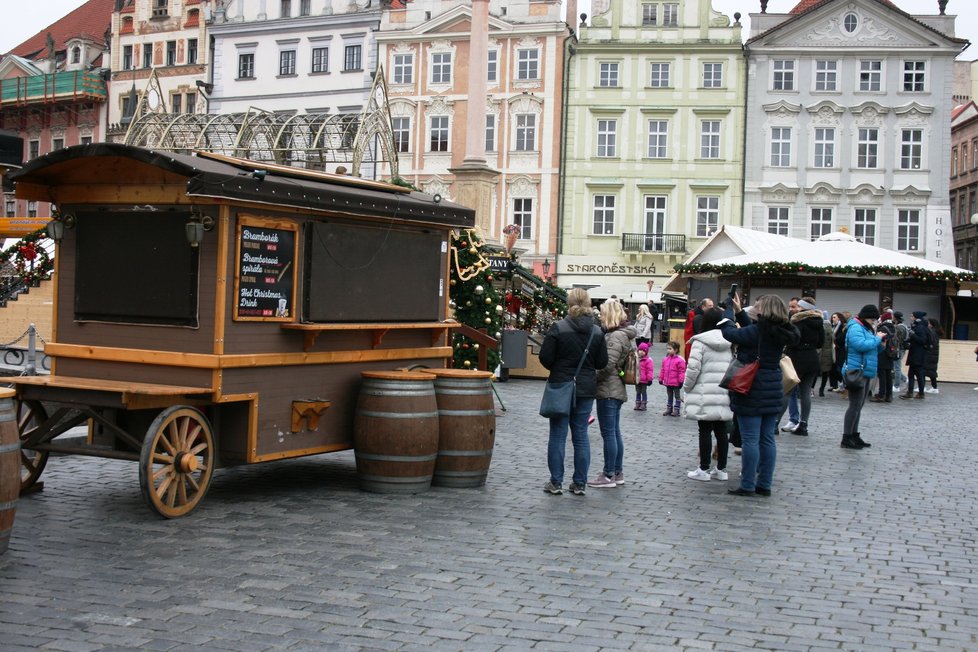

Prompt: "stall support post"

[26,323,37,376]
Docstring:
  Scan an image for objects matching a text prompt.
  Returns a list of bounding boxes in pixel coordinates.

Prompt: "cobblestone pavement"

[2,378,977,651]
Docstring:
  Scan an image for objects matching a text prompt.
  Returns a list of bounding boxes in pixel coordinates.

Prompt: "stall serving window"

[304,220,443,322]
[74,210,199,326]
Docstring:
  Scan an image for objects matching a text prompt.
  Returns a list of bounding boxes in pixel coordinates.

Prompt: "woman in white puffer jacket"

[682,307,733,482]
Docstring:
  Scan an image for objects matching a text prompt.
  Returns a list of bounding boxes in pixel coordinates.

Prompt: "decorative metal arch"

[123,68,397,178]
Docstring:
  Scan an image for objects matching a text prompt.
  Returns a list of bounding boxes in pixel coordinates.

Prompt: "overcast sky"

[2,0,976,58]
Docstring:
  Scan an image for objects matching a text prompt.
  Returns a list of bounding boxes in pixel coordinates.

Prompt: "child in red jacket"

[634,342,655,411]
[659,341,687,416]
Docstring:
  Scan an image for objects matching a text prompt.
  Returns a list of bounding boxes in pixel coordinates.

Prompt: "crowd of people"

[538,289,945,497]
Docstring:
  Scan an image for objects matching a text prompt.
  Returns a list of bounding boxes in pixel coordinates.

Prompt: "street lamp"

[541,258,551,280]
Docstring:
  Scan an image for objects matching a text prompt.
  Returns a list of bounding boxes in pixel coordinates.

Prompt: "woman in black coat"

[720,294,800,497]
[902,311,930,399]
[784,298,825,436]
[923,318,943,393]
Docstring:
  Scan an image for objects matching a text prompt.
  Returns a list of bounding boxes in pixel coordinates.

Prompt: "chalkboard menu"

[234,216,298,321]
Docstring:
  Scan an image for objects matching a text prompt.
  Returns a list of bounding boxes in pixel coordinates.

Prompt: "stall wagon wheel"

[139,406,215,519]
[16,398,49,493]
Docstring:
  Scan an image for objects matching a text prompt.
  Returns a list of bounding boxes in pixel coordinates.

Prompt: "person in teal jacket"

[841,304,885,450]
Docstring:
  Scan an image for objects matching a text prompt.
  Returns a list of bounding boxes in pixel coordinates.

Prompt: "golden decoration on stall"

[450,228,491,281]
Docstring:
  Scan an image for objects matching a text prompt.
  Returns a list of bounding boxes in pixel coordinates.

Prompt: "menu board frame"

[233,215,299,322]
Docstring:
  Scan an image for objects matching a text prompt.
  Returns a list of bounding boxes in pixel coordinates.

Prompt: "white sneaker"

[709,468,728,481]
[687,468,711,482]
[780,422,798,433]
[923,387,938,394]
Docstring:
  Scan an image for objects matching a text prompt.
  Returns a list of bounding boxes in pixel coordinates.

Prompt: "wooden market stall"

[7,143,474,517]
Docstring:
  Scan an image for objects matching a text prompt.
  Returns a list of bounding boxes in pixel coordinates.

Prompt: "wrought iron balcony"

[0,70,107,108]
[621,232,687,254]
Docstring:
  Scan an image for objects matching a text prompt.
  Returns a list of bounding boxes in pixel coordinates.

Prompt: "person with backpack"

[901,310,931,400]
[892,311,910,391]
[870,310,897,403]
[588,300,635,489]
[923,318,944,394]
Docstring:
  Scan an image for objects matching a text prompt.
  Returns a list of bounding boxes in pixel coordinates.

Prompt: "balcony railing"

[0,70,107,108]
[621,232,687,254]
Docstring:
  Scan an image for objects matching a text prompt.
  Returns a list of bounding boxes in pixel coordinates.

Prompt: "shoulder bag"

[720,342,760,396]
[539,325,598,418]
[780,354,800,395]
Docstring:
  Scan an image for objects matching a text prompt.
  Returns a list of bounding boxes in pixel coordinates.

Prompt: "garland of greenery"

[0,228,54,286]
[673,261,975,284]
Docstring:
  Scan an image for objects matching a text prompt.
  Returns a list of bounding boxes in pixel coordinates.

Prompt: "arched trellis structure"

[123,70,398,178]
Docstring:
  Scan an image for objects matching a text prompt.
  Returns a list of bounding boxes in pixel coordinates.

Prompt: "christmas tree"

[449,229,506,370]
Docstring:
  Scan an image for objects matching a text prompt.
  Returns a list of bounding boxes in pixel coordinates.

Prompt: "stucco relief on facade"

[807,101,844,126]
[424,176,452,202]
[851,102,888,128]
[760,183,799,204]
[891,186,930,204]
[848,184,885,203]
[808,11,899,43]
[895,103,934,129]
[426,95,455,117]
[806,183,843,203]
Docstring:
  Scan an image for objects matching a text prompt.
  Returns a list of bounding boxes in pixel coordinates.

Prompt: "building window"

[901,129,922,170]
[843,13,858,33]
[27,201,37,218]
[280,0,291,18]
[172,94,182,114]
[300,0,311,16]
[662,3,678,26]
[4,199,14,217]
[280,50,296,76]
[952,147,959,176]
[972,138,978,169]
[811,208,833,240]
[122,45,133,70]
[814,60,837,91]
[642,3,657,25]
[392,117,410,153]
[814,128,835,168]
[903,61,925,92]
[964,144,969,175]
[854,208,876,246]
[767,207,789,236]
[592,195,616,235]
[143,43,153,68]
[770,127,791,167]
[647,120,668,158]
[773,60,794,91]
[28,140,39,160]
[52,137,64,151]
[517,49,539,80]
[430,115,449,152]
[187,39,198,65]
[432,52,452,84]
[312,47,328,73]
[700,120,720,159]
[859,60,882,91]
[515,114,536,151]
[71,46,81,64]
[185,92,196,114]
[643,195,667,250]
[703,63,722,88]
[166,41,177,66]
[344,45,362,71]
[80,135,92,145]
[599,62,619,88]
[485,114,496,152]
[897,209,921,252]
[650,62,670,87]
[238,53,255,79]
[857,128,879,168]
[596,119,617,157]
[696,196,719,237]
[393,54,413,84]
[513,198,533,239]
[487,50,498,82]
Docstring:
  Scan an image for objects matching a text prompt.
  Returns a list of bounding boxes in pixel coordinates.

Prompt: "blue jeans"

[787,386,800,423]
[894,353,907,386]
[548,397,593,486]
[596,398,624,476]
[735,413,778,491]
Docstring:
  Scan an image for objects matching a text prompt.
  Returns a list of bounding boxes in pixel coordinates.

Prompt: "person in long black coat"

[923,318,943,393]
[870,310,897,403]
[720,294,800,497]
[784,298,825,436]
[901,310,930,400]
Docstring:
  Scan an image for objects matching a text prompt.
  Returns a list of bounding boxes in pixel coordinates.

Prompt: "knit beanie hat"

[637,342,650,353]
[858,304,880,320]
[912,310,927,319]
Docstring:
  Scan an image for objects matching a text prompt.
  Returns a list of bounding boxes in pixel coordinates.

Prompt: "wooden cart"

[8,144,474,517]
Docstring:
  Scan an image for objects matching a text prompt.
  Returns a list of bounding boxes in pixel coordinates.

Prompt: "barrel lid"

[361,371,436,381]
[421,368,494,379]
[0,388,14,399]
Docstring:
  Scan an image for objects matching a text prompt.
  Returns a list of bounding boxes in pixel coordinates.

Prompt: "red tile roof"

[8,0,115,59]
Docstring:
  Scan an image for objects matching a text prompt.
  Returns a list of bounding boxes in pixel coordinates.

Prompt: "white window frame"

[767,207,789,236]
[814,128,835,168]
[773,60,795,91]
[702,62,722,88]
[599,62,619,88]
[662,3,678,26]
[312,47,329,73]
[901,129,923,170]
[513,198,533,239]
[485,114,496,152]
[643,195,668,251]
[487,50,498,83]
[859,60,883,92]
[770,127,791,167]
[814,60,837,92]
[897,209,921,252]
[696,196,719,237]
[650,62,670,88]
[238,53,255,79]
[432,52,452,84]
[596,119,617,157]
[853,208,877,246]
[642,3,657,25]
[515,114,536,152]
[592,195,616,235]
[429,115,449,152]
[700,120,720,159]
[279,49,296,76]
[810,208,833,241]
[647,120,668,158]
[517,49,539,81]
[392,53,413,84]
[903,60,926,92]
[344,44,362,71]
[392,116,410,153]
[857,128,879,169]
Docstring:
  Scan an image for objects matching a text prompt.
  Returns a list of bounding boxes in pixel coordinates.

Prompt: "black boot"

[841,434,861,449]
[852,432,871,448]
[792,421,808,436]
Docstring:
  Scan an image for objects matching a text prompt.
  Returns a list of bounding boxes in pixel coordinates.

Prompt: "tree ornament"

[449,300,457,309]
[473,343,480,350]
[485,297,492,305]
[495,305,503,313]
[463,360,472,368]
[495,331,502,338]
[450,279,456,286]
[485,317,492,324]
[486,274,493,281]
[462,343,470,349]
[465,301,472,307]
[469,246,477,254]
[474,285,484,295]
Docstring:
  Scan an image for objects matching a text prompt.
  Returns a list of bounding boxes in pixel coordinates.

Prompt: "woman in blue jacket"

[842,304,885,449]
[720,294,800,497]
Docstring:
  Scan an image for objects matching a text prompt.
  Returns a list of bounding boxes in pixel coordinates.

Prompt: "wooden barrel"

[0,388,19,555]
[422,369,496,488]
[353,371,439,494]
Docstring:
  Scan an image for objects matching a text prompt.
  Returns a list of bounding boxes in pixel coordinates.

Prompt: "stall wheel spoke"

[15,399,49,493]
[139,406,215,519]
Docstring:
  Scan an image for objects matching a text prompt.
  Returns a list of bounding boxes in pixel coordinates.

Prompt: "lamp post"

[541,258,551,281]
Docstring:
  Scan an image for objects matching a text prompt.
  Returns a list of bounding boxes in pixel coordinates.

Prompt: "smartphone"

[728,283,738,299]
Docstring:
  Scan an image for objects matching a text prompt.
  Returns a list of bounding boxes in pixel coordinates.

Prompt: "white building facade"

[744,0,967,265]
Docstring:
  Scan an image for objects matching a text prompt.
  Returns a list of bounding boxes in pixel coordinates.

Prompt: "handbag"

[539,325,598,418]
[780,355,800,395]
[719,357,760,395]
[844,365,865,387]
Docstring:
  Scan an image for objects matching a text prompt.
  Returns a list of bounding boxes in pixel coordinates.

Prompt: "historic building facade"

[559,0,745,297]
[743,0,966,266]
[375,0,570,272]
[950,100,978,272]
